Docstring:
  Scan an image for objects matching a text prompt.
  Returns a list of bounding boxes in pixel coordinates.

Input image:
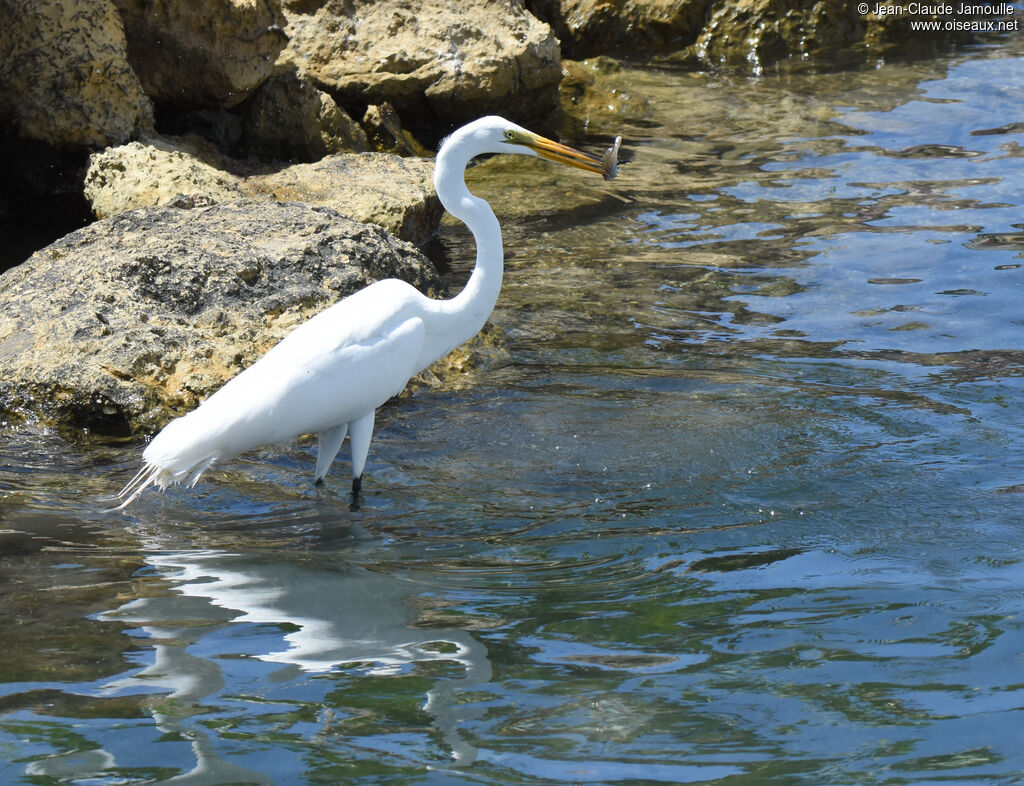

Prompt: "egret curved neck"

[423,150,505,365]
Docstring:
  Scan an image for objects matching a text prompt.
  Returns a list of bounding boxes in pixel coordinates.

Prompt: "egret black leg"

[314,477,324,487]
[349,474,363,510]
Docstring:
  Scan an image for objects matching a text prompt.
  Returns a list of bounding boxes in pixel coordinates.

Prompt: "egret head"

[446,116,615,179]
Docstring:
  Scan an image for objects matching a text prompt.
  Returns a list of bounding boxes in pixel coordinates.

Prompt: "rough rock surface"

[241,63,369,161]
[695,0,866,64]
[248,154,441,250]
[283,0,562,131]
[693,0,970,65]
[0,0,153,148]
[112,0,288,109]
[530,0,971,64]
[83,136,242,220]
[84,136,442,247]
[527,0,709,58]
[0,196,441,435]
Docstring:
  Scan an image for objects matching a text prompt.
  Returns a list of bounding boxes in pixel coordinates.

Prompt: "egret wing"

[144,281,429,473]
[214,315,426,452]
[261,279,425,370]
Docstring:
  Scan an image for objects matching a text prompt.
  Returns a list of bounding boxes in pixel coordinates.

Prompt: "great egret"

[114,116,618,508]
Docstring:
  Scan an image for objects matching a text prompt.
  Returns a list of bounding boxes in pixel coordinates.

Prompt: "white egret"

[114,116,618,508]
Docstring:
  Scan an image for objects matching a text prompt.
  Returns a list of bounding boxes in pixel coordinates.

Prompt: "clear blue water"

[2,38,1024,784]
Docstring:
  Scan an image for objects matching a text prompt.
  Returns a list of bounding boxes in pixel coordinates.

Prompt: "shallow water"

[3,37,1024,784]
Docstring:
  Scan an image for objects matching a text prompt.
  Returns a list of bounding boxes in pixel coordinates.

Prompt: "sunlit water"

[3,37,1024,784]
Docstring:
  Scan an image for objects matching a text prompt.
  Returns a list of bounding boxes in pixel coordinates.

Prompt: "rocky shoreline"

[0,0,978,435]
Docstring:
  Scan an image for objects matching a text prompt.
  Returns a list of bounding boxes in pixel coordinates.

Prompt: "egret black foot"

[314,477,324,487]
[349,474,363,511]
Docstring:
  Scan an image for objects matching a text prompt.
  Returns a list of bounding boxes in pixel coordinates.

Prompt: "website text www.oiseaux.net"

[858,2,1019,31]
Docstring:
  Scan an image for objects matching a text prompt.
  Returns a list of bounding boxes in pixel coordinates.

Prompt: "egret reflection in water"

[99,551,491,768]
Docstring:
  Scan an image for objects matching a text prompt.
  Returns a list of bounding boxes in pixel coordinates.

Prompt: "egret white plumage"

[114,116,618,508]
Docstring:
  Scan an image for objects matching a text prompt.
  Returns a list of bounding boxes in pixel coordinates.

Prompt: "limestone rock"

[247,154,441,249]
[84,136,442,247]
[692,0,969,66]
[0,0,153,148]
[861,2,986,48]
[241,65,369,161]
[283,0,562,131]
[0,196,440,435]
[112,0,288,109]
[531,0,970,65]
[527,0,709,58]
[84,136,242,220]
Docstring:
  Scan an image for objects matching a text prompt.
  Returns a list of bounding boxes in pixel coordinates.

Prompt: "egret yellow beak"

[506,130,618,180]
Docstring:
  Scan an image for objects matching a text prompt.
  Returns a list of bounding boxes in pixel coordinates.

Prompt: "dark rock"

[240,63,369,162]
[112,0,288,109]
[696,0,868,65]
[527,0,710,59]
[695,0,980,66]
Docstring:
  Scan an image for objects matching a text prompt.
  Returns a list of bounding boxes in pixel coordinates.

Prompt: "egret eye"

[504,130,515,140]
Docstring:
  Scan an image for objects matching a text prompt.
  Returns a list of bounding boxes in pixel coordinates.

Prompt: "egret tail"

[108,454,216,510]
[109,413,225,509]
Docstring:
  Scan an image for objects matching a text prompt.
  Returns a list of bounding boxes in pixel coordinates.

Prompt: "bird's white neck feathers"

[425,118,526,360]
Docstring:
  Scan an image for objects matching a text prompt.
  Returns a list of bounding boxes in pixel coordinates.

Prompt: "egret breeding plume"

[114,116,620,508]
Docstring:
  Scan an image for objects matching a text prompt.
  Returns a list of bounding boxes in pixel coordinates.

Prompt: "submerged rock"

[0,197,441,435]
[282,0,562,132]
[84,136,442,248]
[559,58,653,134]
[695,0,867,65]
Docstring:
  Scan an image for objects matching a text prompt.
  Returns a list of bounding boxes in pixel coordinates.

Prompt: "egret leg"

[348,410,375,479]
[348,410,375,497]
[315,423,348,486]
[348,473,363,512]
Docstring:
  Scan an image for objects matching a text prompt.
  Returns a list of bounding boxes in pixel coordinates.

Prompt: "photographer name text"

[870,2,1014,14]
